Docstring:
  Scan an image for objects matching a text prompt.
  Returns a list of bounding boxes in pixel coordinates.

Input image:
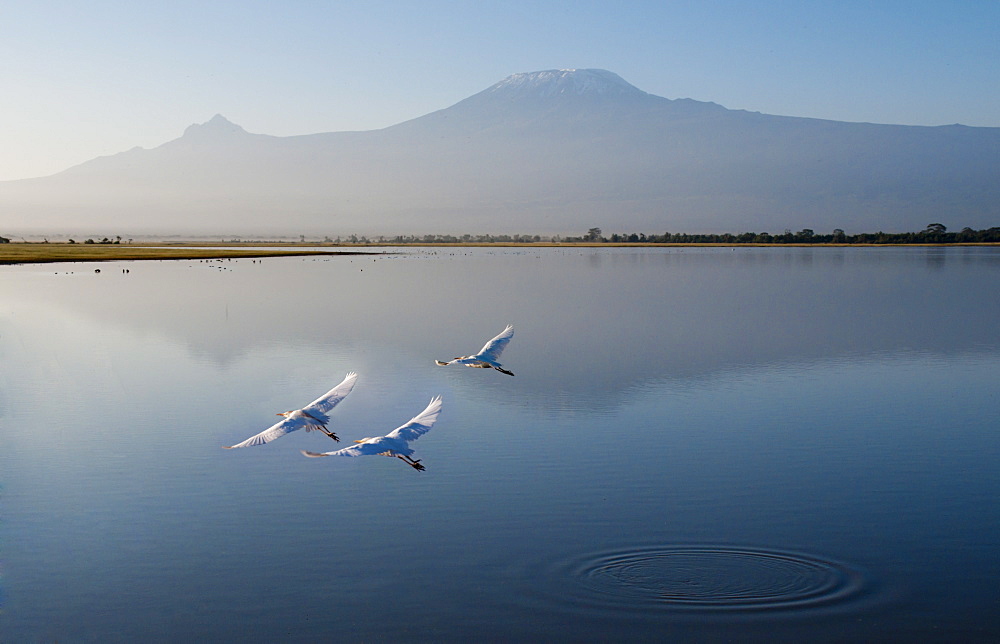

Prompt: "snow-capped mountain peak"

[487,69,647,99]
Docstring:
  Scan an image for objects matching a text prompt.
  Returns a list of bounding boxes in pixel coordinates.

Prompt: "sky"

[1,0,998,181]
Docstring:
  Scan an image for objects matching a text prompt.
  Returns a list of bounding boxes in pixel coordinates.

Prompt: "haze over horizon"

[3,1,999,181]
[4,67,997,238]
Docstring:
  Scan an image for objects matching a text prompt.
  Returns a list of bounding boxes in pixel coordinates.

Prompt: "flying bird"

[223,372,358,449]
[435,324,515,376]
[301,395,442,471]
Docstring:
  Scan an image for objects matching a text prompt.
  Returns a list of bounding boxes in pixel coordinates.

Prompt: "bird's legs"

[396,454,425,471]
[377,451,425,471]
[493,366,515,376]
[301,410,339,441]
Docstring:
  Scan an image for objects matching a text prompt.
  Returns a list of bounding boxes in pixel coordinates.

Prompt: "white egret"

[435,324,515,376]
[223,372,358,448]
[301,395,442,471]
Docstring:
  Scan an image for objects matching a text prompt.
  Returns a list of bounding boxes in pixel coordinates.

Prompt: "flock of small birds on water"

[222,324,515,471]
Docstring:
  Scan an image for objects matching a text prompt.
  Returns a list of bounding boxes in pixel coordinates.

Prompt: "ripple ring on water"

[565,545,868,612]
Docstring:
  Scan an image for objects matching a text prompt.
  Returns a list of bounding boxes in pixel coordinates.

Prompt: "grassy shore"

[0,242,375,265]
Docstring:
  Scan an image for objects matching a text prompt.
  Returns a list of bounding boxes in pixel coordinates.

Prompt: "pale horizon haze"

[2,0,998,182]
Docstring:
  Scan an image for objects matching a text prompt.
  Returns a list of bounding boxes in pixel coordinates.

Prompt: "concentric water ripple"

[556,546,869,613]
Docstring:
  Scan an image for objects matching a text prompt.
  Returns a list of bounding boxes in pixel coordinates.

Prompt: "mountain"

[2,69,999,236]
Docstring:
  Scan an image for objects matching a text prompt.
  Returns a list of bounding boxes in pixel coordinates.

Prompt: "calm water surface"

[2,246,999,642]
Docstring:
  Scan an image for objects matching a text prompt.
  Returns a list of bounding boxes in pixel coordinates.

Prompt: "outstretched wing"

[476,324,513,362]
[385,396,443,443]
[224,416,306,449]
[303,372,358,415]
[301,438,395,458]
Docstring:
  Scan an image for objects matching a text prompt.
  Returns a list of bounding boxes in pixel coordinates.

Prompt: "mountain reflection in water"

[1,246,998,642]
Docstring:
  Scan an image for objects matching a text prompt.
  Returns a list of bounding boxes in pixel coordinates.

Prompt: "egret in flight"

[302,395,442,471]
[435,324,515,376]
[223,372,358,448]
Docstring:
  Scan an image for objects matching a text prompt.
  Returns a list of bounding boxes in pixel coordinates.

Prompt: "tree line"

[327,224,1000,244]
[0,235,130,244]
[4,224,999,245]
[563,224,1000,245]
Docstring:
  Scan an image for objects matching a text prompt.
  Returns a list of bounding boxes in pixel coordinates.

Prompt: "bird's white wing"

[301,438,394,458]
[224,416,307,449]
[303,372,358,415]
[476,324,513,362]
[385,396,443,443]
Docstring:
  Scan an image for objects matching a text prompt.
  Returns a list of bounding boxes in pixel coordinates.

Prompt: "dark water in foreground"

[2,246,999,642]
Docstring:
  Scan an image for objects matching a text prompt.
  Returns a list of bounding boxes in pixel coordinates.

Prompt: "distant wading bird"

[223,372,358,448]
[302,395,442,471]
[435,324,515,376]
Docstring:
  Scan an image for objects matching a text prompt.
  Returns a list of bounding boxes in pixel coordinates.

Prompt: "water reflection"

[2,246,999,642]
[3,247,1000,412]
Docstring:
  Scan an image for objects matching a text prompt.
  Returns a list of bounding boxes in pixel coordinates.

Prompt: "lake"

[2,246,999,642]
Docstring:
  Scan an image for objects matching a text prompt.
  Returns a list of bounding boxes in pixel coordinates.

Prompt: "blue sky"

[2,0,998,180]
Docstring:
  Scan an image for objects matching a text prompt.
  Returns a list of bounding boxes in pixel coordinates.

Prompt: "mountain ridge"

[2,68,998,236]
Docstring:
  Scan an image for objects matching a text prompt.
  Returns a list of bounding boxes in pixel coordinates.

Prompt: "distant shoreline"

[0,244,378,265]
[2,240,998,265]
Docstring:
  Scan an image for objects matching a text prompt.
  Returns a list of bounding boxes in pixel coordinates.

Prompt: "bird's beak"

[353,440,364,443]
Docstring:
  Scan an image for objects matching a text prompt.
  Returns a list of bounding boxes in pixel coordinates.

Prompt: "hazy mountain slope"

[2,69,998,235]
